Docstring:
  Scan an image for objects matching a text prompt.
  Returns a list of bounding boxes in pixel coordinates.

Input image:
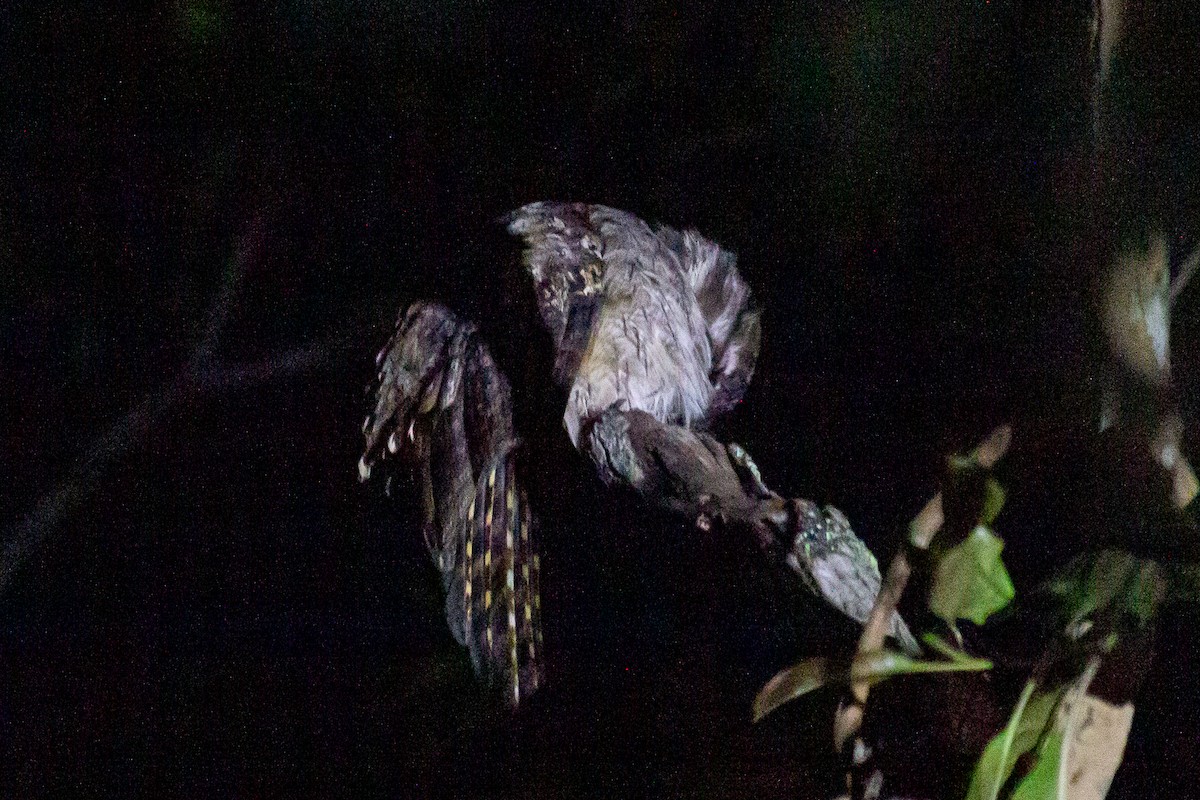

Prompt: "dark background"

[2,1,1199,797]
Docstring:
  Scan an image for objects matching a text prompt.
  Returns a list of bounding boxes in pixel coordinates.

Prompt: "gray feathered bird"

[360,202,913,708]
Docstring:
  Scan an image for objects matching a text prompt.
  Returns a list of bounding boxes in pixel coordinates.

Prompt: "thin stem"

[834,424,1011,791]
[984,680,1038,800]
[0,214,349,598]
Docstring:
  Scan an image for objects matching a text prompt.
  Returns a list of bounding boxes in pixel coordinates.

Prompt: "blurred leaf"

[1125,560,1165,625]
[910,493,946,549]
[1100,234,1171,390]
[1009,732,1065,800]
[1007,658,1130,800]
[753,657,837,722]
[973,426,1014,469]
[930,525,1015,626]
[1166,562,1200,604]
[966,682,1064,800]
[1172,454,1198,510]
[923,632,992,665]
[982,478,1007,525]
[754,648,992,723]
[180,0,224,46]
[850,650,914,683]
[949,453,977,473]
[1047,550,1165,629]
[852,648,992,683]
[1053,691,1134,800]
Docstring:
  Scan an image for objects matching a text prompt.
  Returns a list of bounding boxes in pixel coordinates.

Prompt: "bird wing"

[504,202,659,388]
[361,302,543,707]
[655,223,762,419]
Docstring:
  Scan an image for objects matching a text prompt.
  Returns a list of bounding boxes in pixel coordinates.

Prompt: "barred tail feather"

[362,301,544,707]
[517,485,543,696]
[463,448,542,706]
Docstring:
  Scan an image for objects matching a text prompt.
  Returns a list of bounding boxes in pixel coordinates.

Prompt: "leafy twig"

[833,425,1012,790]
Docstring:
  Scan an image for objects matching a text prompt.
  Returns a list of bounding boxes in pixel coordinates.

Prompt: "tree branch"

[1,221,347,598]
[583,407,914,645]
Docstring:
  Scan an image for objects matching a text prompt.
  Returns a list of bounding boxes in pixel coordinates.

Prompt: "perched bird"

[504,202,761,446]
[360,202,912,708]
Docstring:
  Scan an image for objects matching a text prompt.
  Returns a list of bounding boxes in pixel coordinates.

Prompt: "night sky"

[3,2,1200,798]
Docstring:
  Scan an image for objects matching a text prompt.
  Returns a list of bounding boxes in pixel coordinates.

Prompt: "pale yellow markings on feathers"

[509,606,519,649]
[465,500,475,629]
[508,578,519,702]
[485,467,496,529]
[483,466,497,657]
[506,483,515,549]
[532,550,543,646]
[519,486,538,687]
[505,466,520,701]
[505,481,516,657]
[484,467,495,575]
[485,603,493,683]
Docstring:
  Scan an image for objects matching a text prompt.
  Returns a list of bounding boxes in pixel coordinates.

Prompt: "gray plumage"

[361,202,915,708]
[507,203,913,651]
[786,501,918,654]
[505,202,761,445]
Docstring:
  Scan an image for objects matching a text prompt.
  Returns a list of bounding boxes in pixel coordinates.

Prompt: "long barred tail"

[361,301,544,707]
[458,447,543,705]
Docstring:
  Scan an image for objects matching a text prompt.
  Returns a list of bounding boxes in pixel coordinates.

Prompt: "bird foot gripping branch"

[361,202,915,706]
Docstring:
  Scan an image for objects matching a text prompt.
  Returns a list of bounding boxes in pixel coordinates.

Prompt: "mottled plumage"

[361,202,912,707]
[785,501,918,654]
[505,202,761,445]
[360,304,543,707]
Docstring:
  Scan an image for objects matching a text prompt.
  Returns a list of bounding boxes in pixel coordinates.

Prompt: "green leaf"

[753,657,838,722]
[923,633,992,666]
[949,453,977,473]
[852,649,992,683]
[1091,551,1139,616]
[851,650,916,684]
[1009,732,1065,800]
[1126,560,1165,625]
[966,682,1064,800]
[1047,550,1165,629]
[982,478,1007,525]
[930,525,1015,626]
[753,649,993,723]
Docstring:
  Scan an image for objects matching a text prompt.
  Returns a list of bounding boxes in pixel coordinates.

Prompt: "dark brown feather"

[361,302,543,707]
